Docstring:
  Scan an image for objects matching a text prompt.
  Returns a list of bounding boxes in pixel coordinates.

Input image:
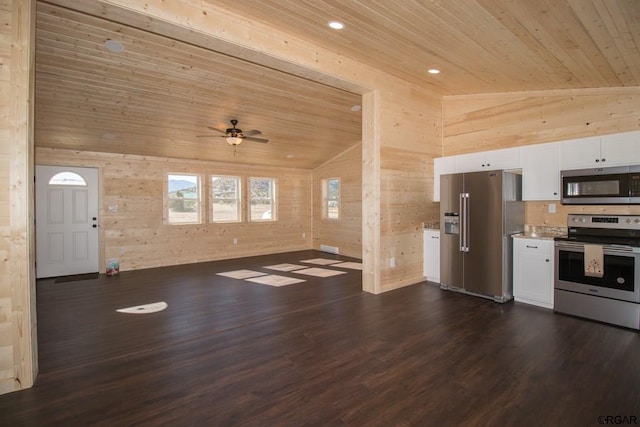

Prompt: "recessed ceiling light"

[104,39,124,53]
[286,154,295,159]
[428,68,441,74]
[328,21,345,30]
[101,132,117,139]
[350,105,362,112]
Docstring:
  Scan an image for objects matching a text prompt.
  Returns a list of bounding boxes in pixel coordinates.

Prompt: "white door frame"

[35,165,100,278]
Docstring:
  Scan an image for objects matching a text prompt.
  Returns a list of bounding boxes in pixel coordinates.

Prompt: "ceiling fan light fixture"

[226,136,243,145]
[328,21,345,30]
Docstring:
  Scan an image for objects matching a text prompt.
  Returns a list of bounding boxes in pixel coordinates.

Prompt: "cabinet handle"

[431,236,439,239]
[595,159,600,163]
[526,245,538,249]
[601,158,606,162]
[553,192,557,195]
[545,259,549,262]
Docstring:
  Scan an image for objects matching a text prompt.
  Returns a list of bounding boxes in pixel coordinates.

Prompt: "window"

[249,177,276,221]
[48,172,87,186]
[211,175,241,222]
[167,173,201,224]
[323,177,340,220]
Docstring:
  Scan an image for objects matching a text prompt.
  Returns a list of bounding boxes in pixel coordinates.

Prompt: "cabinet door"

[433,157,455,202]
[454,152,485,173]
[600,131,640,167]
[486,147,521,170]
[513,239,553,309]
[521,143,560,200]
[423,230,440,283]
[559,136,601,170]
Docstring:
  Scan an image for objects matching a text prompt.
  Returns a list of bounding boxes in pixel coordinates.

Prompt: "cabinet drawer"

[515,239,552,254]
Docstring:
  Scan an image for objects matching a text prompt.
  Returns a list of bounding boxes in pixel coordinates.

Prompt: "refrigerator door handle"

[460,193,469,252]
[463,193,470,252]
[459,193,464,252]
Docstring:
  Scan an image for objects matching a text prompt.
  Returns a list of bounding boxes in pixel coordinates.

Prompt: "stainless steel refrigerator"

[440,170,524,303]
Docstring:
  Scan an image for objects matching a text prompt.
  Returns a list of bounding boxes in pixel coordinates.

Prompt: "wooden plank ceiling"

[35,0,640,168]
[208,0,640,94]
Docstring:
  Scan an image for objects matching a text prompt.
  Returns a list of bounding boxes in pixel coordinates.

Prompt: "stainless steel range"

[554,214,640,330]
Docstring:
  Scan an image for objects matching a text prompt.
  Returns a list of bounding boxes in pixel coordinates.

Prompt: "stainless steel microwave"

[561,165,640,205]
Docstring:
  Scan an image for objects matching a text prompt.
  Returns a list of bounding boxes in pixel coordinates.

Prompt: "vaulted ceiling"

[35,0,640,168]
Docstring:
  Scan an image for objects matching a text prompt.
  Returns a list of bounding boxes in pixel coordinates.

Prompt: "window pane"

[327,178,340,199]
[324,178,340,220]
[327,200,339,219]
[49,172,87,186]
[211,176,240,222]
[168,174,200,224]
[250,177,275,221]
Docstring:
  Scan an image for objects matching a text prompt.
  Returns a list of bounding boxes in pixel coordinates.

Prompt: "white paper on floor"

[246,274,306,287]
[300,258,342,265]
[294,267,347,277]
[331,262,362,270]
[263,263,307,272]
[217,270,267,279]
[116,301,168,314]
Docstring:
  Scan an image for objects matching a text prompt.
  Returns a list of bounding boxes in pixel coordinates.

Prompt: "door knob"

[92,224,97,228]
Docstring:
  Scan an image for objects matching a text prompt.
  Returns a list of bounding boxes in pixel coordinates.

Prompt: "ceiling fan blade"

[244,136,269,143]
[196,134,226,138]
[207,126,226,133]
[243,129,262,136]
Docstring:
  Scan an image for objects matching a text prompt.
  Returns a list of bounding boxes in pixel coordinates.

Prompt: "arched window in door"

[48,172,87,186]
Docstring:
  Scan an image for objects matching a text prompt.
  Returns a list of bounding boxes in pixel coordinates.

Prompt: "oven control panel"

[567,214,640,230]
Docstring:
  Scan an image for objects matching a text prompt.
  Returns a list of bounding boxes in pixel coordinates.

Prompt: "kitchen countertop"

[513,225,567,240]
[512,232,558,240]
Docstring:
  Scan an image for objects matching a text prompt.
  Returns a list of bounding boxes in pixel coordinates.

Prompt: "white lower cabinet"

[513,237,554,309]
[423,230,440,283]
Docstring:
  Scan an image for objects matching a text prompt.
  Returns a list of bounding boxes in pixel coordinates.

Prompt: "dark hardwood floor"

[1,250,638,426]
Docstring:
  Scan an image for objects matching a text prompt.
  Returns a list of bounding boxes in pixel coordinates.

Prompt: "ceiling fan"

[198,119,269,145]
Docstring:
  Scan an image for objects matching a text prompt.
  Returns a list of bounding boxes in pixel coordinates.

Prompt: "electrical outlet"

[302,232,306,239]
[119,247,125,255]
[390,257,395,268]
[548,203,556,213]
[233,238,238,245]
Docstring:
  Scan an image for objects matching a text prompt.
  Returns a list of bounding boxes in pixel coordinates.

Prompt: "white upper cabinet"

[454,147,520,173]
[559,136,601,170]
[600,131,640,167]
[433,131,639,203]
[521,142,560,200]
[433,156,455,202]
[560,131,640,170]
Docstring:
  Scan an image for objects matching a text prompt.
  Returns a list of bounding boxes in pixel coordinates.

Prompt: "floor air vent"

[320,244,339,255]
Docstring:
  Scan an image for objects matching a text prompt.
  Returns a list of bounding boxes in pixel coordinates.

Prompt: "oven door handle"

[555,241,636,254]
[555,242,585,251]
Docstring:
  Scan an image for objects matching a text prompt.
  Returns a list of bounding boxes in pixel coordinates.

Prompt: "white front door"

[36,166,99,278]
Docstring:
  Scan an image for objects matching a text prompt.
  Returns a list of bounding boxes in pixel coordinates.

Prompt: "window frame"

[166,173,203,225]
[323,177,340,220]
[210,175,242,223]
[248,177,277,222]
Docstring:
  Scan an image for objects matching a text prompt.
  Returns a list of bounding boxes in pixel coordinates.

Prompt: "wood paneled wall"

[378,87,442,292]
[0,0,12,395]
[443,87,640,226]
[443,87,640,155]
[312,143,362,258]
[36,148,313,272]
[0,0,36,394]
